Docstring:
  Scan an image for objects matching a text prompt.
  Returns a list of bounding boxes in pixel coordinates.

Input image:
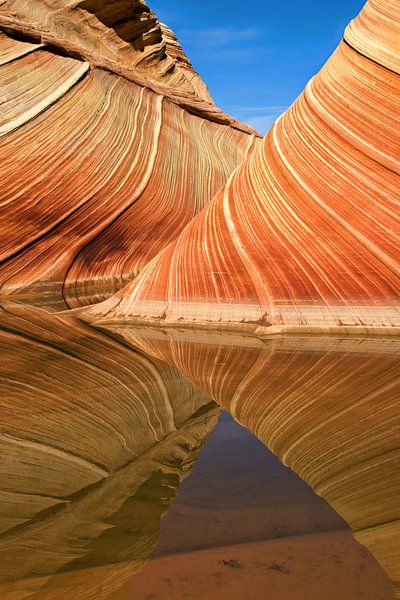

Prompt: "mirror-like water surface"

[0,304,398,599]
[132,413,392,599]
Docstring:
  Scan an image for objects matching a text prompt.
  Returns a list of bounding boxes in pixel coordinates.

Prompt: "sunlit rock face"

[116,326,400,597]
[87,0,400,334]
[0,0,211,100]
[0,305,218,599]
[0,1,258,305]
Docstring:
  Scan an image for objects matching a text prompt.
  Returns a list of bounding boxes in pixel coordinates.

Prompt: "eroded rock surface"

[0,305,218,599]
[0,1,258,304]
[117,326,400,597]
[86,0,400,334]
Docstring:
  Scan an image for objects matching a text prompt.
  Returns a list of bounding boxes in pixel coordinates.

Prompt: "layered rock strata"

[0,1,258,304]
[0,304,218,599]
[86,0,400,334]
[117,326,400,597]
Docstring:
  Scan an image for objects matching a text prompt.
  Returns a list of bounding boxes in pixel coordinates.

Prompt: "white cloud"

[244,113,279,134]
[187,27,261,47]
[225,105,287,134]
[178,26,266,62]
[226,105,287,114]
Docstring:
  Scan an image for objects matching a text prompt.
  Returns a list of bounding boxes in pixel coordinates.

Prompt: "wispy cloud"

[244,114,278,134]
[226,105,287,134]
[226,105,287,114]
[186,27,261,47]
[179,26,267,63]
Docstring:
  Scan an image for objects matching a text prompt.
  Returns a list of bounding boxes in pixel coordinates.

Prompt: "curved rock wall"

[0,305,218,599]
[0,1,258,304]
[118,326,400,597]
[0,0,212,101]
[87,0,400,334]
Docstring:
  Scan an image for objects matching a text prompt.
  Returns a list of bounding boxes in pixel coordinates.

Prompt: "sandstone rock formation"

[0,304,218,599]
[0,1,258,305]
[85,0,400,334]
[117,326,400,597]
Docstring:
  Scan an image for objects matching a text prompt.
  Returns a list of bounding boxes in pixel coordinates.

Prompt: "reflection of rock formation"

[0,305,218,599]
[86,0,400,333]
[116,327,400,597]
[0,1,258,303]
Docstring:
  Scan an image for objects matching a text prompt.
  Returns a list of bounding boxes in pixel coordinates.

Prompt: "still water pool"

[0,304,397,599]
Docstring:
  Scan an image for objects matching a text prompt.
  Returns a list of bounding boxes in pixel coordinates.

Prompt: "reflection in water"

[0,305,398,598]
[112,327,400,598]
[0,305,219,599]
[131,413,392,600]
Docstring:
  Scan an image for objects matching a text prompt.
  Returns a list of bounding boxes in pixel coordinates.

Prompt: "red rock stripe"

[85,1,400,333]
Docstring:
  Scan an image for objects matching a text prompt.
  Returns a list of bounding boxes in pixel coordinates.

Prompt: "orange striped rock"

[86,0,400,334]
[0,304,218,599]
[115,326,400,597]
[0,2,258,305]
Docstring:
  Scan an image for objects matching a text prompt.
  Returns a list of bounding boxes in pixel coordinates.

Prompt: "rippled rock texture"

[87,0,400,334]
[0,305,218,599]
[118,326,400,597]
[0,1,258,305]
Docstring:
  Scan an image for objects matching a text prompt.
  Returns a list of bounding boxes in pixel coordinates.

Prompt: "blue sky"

[149,0,366,133]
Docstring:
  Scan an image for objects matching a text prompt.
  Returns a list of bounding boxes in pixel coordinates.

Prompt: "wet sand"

[127,413,394,599]
[129,531,393,599]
